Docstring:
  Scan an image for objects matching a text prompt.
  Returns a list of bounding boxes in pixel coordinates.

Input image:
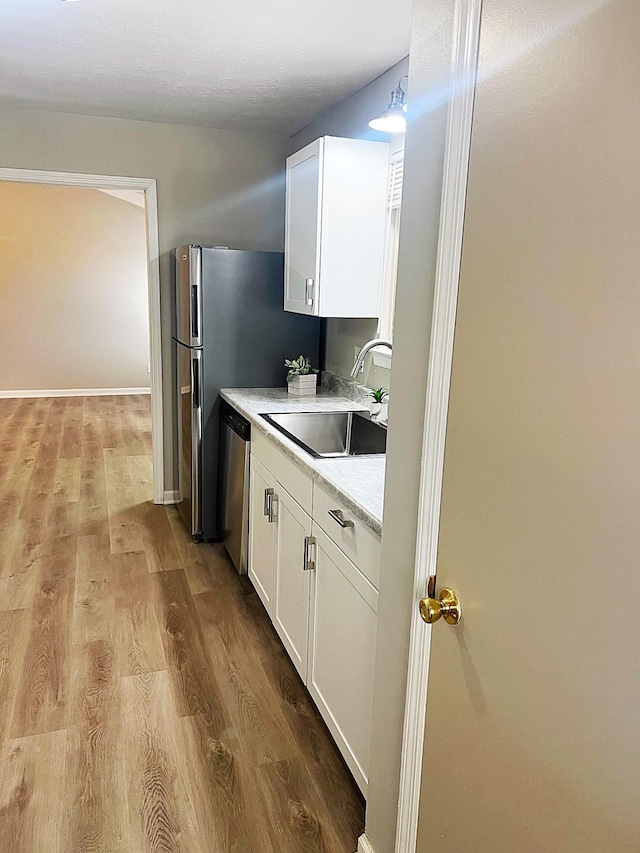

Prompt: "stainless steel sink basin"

[261,411,386,458]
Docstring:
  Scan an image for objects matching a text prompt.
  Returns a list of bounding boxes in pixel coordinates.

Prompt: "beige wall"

[365,3,457,851]
[0,182,149,391]
[290,59,409,390]
[0,106,289,488]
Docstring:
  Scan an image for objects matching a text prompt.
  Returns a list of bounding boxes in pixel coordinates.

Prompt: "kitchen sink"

[261,411,386,458]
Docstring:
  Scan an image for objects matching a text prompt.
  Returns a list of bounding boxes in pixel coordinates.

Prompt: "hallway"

[0,395,364,852]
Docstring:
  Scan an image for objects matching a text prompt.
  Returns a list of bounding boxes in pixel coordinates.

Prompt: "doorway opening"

[0,167,164,502]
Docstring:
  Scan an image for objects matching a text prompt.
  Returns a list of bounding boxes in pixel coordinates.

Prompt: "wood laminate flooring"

[0,395,364,852]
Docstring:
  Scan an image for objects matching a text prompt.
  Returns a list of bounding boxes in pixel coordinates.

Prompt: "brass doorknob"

[419,588,461,625]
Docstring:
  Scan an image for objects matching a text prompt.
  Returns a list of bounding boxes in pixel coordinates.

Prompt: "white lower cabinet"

[307,526,378,794]
[273,487,312,681]
[248,456,277,613]
[248,439,379,797]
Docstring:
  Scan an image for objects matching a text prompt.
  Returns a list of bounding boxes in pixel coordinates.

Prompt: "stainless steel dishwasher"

[219,402,251,574]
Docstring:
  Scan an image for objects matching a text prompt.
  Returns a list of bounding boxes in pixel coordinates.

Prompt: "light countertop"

[219,388,385,535]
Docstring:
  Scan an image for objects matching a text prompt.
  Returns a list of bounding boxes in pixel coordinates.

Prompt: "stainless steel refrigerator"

[172,245,320,541]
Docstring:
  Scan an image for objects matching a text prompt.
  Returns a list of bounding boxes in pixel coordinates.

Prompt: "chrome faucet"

[350,338,393,378]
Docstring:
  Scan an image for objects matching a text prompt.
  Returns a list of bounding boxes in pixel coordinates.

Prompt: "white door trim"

[357,833,378,853]
[394,1,483,850]
[0,167,165,505]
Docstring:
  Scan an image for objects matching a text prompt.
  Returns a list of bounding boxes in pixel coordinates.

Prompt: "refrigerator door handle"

[191,348,203,539]
[192,353,201,409]
[187,245,203,346]
[191,284,200,342]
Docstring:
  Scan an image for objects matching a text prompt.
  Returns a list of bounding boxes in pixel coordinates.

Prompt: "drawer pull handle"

[303,535,316,571]
[269,493,279,523]
[264,487,274,517]
[328,509,354,529]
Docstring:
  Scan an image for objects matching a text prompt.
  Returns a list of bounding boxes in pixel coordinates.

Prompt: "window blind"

[387,158,404,210]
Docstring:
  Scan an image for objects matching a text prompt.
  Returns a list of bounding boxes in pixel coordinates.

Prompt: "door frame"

[393,1,482,850]
[0,167,165,504]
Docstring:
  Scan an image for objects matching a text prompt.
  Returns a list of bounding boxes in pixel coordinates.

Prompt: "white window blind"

[387,158,404,210]
[377,153,405,343]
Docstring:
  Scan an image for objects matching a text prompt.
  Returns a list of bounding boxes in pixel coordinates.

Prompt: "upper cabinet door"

[284,138,322,316]
[284,136,390,319]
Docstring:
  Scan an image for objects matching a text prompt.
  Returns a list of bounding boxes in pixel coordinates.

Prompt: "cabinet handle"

[303,535,316,571]
[269,493,279,523]
[305,278,315,306]
[263,487,274,517]
[328,509,354,529]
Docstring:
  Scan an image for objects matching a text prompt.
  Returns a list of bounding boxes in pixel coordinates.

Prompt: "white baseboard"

[0,387,152,399]
[357,834,378,853]
[163,490,180,505]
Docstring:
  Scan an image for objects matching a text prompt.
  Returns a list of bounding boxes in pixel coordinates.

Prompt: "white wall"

[0,182,149,392]
[290,58,409,390]
[0,106,289,487]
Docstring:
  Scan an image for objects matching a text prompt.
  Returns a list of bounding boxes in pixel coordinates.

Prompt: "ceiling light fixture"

[368,76,409,134]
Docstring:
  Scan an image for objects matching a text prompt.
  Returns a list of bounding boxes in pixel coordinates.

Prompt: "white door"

[284,139,321,316]
[272,487,312,680]
[413,0,640,849]
[308,525,378,795]
[248,456,276,615]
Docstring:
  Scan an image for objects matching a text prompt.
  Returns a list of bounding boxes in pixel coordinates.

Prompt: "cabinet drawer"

[313,482,380,590]
[251,431,313,516]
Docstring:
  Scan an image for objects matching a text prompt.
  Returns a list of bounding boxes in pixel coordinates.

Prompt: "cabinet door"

[284,138,322,316]
[273,487,312,680]
[315,136,389,318]
[248,455,277,615]
[307,526,378,795]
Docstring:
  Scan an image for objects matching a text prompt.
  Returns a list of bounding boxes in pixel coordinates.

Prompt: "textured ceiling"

[0,0,411,135]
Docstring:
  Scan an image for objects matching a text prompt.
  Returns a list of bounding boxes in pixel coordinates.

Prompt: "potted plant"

[368,387,389,421]
[285,355,319,396]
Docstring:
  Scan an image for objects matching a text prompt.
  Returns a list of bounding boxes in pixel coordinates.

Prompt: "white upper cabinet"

[284,136,390,318]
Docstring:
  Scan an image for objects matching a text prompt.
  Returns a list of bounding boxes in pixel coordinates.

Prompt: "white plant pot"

[369,401,389,423]
[287,373,317,396]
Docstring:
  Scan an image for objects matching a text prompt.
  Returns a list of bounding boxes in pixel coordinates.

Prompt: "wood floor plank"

[258,644,366,843]
[120,671,200,853]
[0,456,37,530]
[59,398,83,460]
[193,588,300,767]
[113,551,166,676]
[0,729,68,853]
[77,532,112,558]
[128,454,153,504]
[166,509,231,594]
[104,448,146,555]
[73,574,116,646]
[10,576,73,738]
[256,757,346,853]
[139,505,182,574]
[175,712,273,853]
[66,638,125,853]
[0,568,38,612]
[0,519,43,578]
[247,592,366,843]
[152,569,230,734]
[0,609,29,743]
